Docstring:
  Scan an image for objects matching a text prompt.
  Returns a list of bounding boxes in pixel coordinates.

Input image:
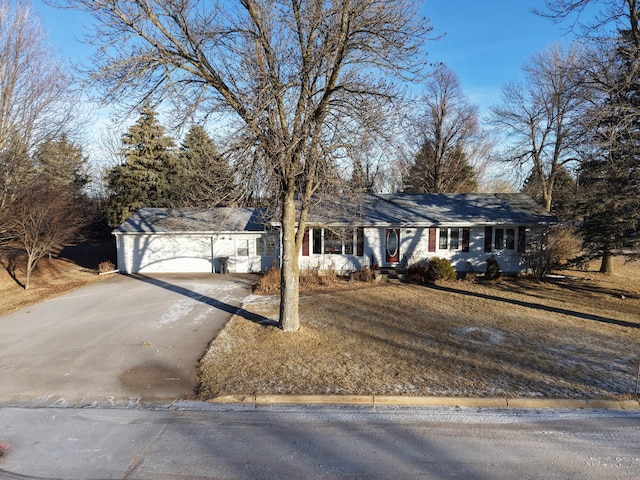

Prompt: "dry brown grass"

[0,246,109,316]
[197,257,640,400]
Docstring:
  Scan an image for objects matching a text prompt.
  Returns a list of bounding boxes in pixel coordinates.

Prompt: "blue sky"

[35,0,575,118]
[34,0,581,134]
[423,0,575,114]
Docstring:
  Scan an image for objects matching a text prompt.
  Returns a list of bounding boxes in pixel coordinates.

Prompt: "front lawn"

[197,257,640,399]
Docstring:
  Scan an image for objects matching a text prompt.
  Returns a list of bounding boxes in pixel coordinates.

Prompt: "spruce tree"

[578,30,640,272]
[105,102,177,226]
[403,141,478,193]
[176,125,237,207]
[34,134,89,199]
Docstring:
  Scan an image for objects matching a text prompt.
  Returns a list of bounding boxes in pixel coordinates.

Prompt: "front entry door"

[385,228,400,263]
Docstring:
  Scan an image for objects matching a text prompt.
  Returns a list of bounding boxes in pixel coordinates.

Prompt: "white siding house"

[296,194,558,275]
[113,194,558,275]
[113,208,278,274]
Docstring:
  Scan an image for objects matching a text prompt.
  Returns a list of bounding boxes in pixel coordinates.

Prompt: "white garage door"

[126,235,214,273]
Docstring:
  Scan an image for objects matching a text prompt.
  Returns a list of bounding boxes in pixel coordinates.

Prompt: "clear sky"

[423,0,576,115]
[34,0,576,119]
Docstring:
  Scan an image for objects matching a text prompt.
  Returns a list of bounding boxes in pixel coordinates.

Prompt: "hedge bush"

[426,257,457,281]
[485,256,501,280]
[407,262,429,283]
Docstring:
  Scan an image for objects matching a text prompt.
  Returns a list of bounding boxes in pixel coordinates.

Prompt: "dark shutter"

[302,228,309,256]
[518,227,526,253]
[428,227,437,252]
[462,228,470,252]
[356,227,364,257]
[484,227,493,252]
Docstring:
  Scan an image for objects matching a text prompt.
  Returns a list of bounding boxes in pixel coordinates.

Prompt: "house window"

[439,229,448,250]
[495,228,515,250]
[324,228,342,254]
[311,228,356,255]
[439,228,461,250]
[343,228,354,255]
[236,239,249,256]
[450,228,460,250]
[256,234,276,256]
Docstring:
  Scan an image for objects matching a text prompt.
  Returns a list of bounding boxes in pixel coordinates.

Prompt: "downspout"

[211,236,215,273]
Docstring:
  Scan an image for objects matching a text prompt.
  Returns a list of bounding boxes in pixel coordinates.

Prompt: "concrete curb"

[208,395,640,410]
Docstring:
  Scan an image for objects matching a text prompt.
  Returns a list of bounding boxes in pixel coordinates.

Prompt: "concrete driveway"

[0,273,256,406]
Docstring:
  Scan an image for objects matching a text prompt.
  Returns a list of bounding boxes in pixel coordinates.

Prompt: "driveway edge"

[208,394,640,410]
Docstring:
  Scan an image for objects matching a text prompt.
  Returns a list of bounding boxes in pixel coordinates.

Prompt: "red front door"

[385,228,400,263]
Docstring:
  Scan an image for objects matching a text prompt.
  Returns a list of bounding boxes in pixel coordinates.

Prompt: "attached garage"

[113,208,279,274]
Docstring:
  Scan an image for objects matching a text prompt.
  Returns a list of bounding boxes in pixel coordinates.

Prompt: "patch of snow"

[457,327,517,345]
[150,283,237,329]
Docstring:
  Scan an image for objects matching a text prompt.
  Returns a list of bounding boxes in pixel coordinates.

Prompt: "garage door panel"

[132,235,213,273]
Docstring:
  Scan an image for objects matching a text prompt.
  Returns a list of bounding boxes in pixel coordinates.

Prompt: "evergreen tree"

[33,134,89,198]
[521,166,578,221]
[403,141,477,193]
[578,30,640,272]
[176,125,236,207]
[105,102,177,227]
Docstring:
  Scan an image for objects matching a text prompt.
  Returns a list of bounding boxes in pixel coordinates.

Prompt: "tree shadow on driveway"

[129,273,279,327]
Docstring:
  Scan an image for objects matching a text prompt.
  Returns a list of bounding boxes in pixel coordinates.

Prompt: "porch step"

[375,267,407,283]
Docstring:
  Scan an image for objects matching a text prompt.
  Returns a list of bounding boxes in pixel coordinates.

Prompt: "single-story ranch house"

[113,193,558,275]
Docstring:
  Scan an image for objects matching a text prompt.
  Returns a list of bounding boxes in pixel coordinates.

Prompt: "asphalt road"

[1,404,639,479]
[0,273,255,406]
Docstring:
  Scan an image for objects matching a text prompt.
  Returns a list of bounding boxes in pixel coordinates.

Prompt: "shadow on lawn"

[426,282,640,330]
[129,273,278,327]
[491,274,639,302]
[0,249,25,289]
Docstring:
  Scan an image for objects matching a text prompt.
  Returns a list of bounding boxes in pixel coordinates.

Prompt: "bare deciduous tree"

[0,0,80,243]
[534,0,640,44]
[403,65,487,194]
[490,43,588,212]
[53,0,432,331]
[5,180,84,289]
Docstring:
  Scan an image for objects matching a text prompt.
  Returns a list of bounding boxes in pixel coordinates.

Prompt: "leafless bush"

[98,260,115,273]
[407,262,429,283]
[548,225,582,269]
[350,268,374,283]
[255,265,281,294]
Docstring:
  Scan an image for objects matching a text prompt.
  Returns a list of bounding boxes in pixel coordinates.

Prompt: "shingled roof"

[113,207,267,234]
[114,194,558,234]
[305,193,559,227]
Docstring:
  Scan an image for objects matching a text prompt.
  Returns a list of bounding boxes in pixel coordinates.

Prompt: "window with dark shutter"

[484,226,492,252]
[356,227,364,257]
[518,227,527,253]
[312,228,322,254]
[428,227,437,252]
[302,228,309,256]
[462,228,470,252]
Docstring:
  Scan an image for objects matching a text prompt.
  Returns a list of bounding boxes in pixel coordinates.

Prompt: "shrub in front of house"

[426,257,457,282]
[98,260,115,273]
[407,262,429,283]
[255,265,281,294]
[548,225,582,270]
[350,267,374,283]
[485,256,501,280]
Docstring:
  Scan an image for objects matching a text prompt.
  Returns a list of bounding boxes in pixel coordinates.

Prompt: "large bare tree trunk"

[599,250,614,274]
[279,190,300,332]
